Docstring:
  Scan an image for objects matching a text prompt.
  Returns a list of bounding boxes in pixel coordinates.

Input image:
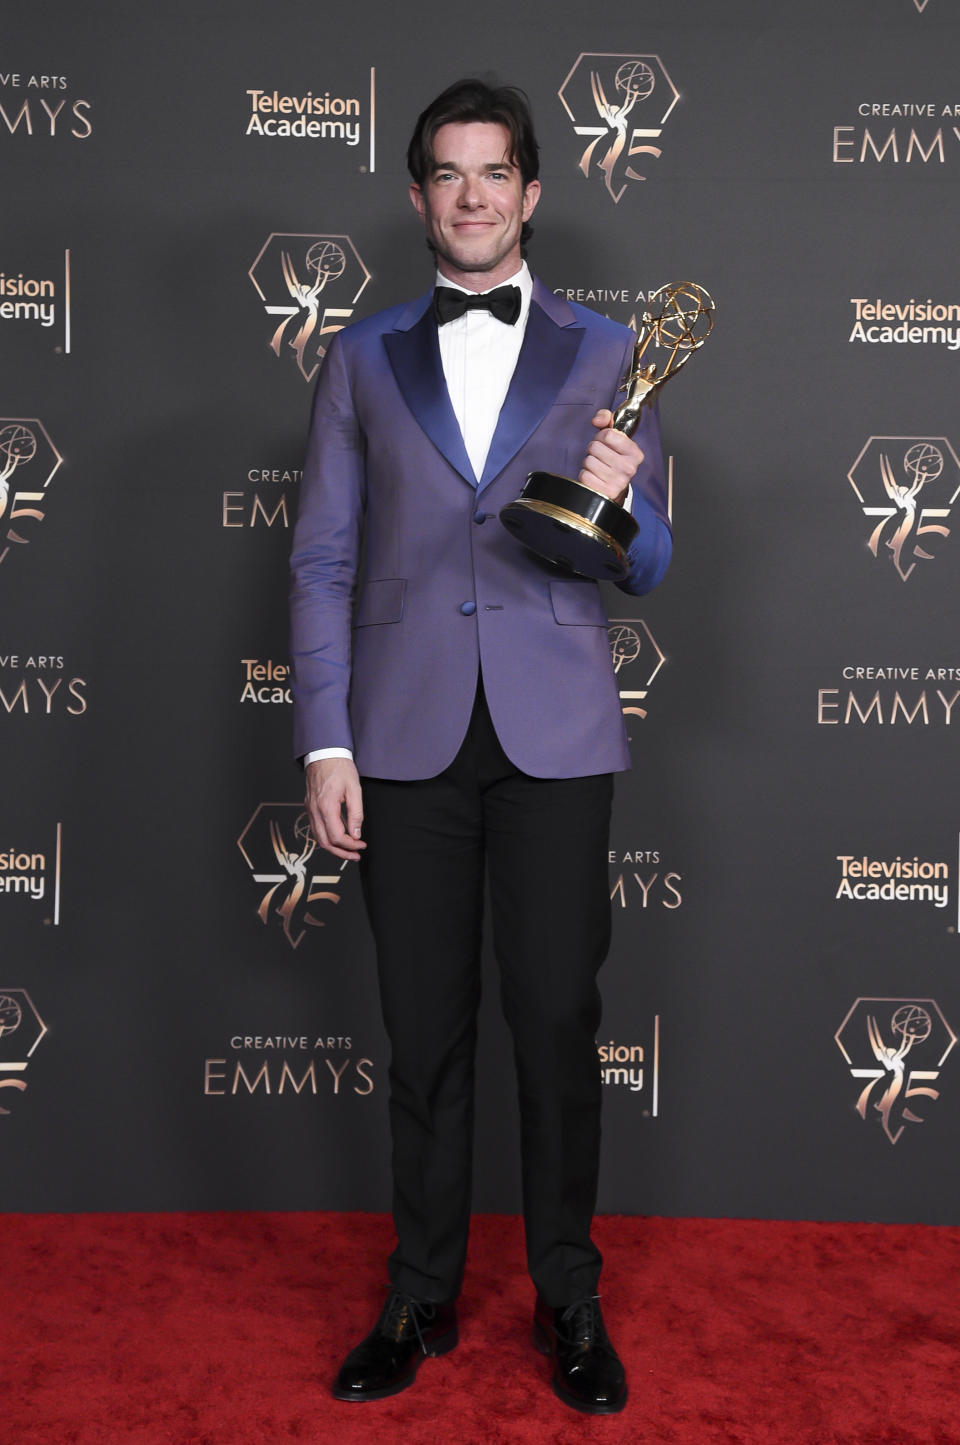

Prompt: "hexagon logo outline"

[237,802,348,949]
[847,435,960,581]
[248,233,371,383]
[558,54,681,202]
[835,996,956,1144]
[0,418,63,566]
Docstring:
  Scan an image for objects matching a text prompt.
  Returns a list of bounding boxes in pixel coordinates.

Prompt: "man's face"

[409,120,541,290]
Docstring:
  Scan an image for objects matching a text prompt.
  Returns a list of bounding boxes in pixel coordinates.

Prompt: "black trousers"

[358,684,614,1308]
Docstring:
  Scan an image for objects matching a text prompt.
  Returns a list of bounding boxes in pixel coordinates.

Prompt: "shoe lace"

[558,1294,604,1346]
[379,1289,437,1354]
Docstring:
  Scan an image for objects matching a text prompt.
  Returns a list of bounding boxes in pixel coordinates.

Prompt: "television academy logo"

[243,68,375,172]
[847,436,960,581]
[848,297,960,353]
[249,234,371,383]
[237,803,348,948]
[0,419,62,565]
[608,618,666,722]
[1,252,71,352]
[835,998,955,1144]
[0,824,62,921]
[0,989,48,1116]
[834,851,951,911]
[559,54,680,203]
[245,88,362,146]
[598,1015,660,1113]
[239,658,290,704]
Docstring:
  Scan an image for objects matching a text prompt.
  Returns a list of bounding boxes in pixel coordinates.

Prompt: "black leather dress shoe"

[532,1294,627,1414]
[332,1289,458,1401]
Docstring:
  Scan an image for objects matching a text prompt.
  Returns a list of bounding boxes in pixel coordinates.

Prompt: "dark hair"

[407,78,540,250]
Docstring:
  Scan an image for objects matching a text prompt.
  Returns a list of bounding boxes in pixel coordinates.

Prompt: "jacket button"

[459,601,477,616]
[473,509,487,523]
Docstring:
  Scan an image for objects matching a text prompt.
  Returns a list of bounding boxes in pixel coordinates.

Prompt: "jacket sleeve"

[288,333,366,762]
[614,333,673,597]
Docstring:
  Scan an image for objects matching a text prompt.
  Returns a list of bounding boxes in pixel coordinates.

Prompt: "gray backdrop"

[4,0,960,1225]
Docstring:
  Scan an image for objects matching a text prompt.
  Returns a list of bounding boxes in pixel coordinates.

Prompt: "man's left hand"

[578,410,644,506]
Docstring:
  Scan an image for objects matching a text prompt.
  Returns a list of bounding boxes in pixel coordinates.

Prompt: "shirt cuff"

[304,748,354,765]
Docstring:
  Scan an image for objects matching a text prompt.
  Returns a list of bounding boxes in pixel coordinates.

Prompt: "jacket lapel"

[478,281,584,492]
[383,293,476,485]
[381,281,585,492]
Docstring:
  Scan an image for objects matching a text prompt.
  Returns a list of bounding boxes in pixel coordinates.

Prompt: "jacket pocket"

[549,578,609,626]
[355,578,405,626]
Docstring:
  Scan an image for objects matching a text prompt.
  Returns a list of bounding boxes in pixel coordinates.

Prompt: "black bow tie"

[433,284,522,326]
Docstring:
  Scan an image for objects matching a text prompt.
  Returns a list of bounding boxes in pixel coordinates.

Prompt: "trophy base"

[500,471,638,581]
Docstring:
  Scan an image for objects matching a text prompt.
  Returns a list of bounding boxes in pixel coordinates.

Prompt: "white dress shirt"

[435,262,533,480]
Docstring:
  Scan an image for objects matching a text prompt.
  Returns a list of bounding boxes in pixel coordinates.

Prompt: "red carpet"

[3,1211,959,1444]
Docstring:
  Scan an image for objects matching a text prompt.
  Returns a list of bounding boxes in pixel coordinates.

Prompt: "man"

[289,78,672,1415]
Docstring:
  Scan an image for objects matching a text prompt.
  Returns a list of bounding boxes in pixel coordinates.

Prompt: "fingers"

[579,425,644,501]
[312,810,363,863]
[344,774,364,845]
[305,759,366,862]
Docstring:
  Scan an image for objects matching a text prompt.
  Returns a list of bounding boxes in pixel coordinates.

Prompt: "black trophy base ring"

[500,471,639,580]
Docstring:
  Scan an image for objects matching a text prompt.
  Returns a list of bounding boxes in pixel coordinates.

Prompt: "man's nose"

[458,177,484,208]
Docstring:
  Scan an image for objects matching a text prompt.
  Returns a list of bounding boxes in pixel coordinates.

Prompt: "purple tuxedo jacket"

[289,278,672,780]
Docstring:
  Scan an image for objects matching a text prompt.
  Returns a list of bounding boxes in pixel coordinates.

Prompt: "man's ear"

[522,179,541,222]
[409,184,426,221]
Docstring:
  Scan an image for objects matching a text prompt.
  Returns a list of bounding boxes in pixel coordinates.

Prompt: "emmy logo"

[0,424,37,518]
[0,417,61,566]
[261,811,318,948]
[237,803,349,949]
[0,994,25,1115]
[607,618,666,721]
[0,994,23,1039]
[0,421,36,514]
[559,53,680,204]
[271,241,347,383]
[249,233,371,385]
[835,997,957,1145]
[0,988,48,1117]
[586,60,656,203]
[876,443,944,581]
[860,1007,935,1144]
[848,436,960,582]
[609,623,642,674]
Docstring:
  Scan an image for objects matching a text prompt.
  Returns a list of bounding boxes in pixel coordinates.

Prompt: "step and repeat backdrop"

[4,0,960,1223]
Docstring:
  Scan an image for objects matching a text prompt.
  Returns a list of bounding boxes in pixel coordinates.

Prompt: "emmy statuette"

[500,282,715,580]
